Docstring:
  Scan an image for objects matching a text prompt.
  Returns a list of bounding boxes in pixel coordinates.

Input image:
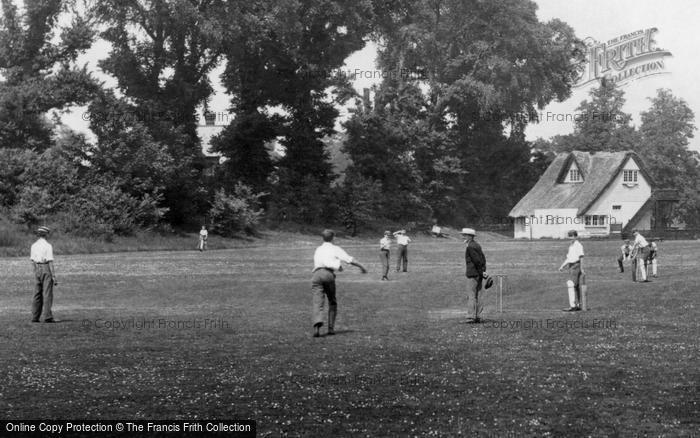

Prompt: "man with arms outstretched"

[311,229,367,337]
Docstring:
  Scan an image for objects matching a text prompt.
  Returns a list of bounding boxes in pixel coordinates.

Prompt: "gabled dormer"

[564,161,583,183]
[562,157,583,184]
[621,156,641,186]
[555,152,587,184]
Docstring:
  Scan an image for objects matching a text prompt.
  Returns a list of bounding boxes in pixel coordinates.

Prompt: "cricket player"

[311,230,367,337]
[30,226,57,323]
[379,231,392,280]
[198,225,208,251]
[631,230,651,282]
[617,240,633,273]
[649,240,658,277]
[461,228,487,323]
[558,230,584,311]
[393,229,411,272]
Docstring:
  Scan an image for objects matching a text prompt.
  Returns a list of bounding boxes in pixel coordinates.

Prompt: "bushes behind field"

[1,143,168,241]
[209,184,264,237]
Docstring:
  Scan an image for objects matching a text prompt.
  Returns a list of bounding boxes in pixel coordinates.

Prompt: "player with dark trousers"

[461,228,487,323]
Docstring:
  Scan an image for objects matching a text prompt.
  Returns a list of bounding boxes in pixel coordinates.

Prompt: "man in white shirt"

[631,230,651,282]
[558,230,584,311]
[379,231,392,280]
[311,229,367,337]
[649,240,658,277]
[393,230,411,272]
[30,226,57,323]
[198,225,208,251]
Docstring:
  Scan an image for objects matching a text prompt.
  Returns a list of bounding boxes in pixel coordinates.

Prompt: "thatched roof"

[509,151,654,218]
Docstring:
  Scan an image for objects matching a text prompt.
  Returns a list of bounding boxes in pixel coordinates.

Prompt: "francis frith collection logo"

[575,28,672,88]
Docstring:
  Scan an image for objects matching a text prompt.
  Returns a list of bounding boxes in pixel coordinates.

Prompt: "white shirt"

[313,242,354,271]
[200,229,208,239]
[634,233,648,248]
[30,238,54,263]
[431,225,441,233]
[396,234,411,245]
[379,236,391,250]
[565,240,584,264]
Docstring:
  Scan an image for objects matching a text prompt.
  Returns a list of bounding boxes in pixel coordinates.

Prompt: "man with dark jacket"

[461,228,487,323]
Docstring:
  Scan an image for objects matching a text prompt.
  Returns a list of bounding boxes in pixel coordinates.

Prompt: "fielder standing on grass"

[394,229,411,273]
[379,230,392,280]
[558,230,584,312]
[311,229,367,337]
[461,228,487,324]
[30,226,57,323]
[198,225,208,251]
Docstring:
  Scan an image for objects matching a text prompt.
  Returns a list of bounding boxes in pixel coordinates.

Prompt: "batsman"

[558,230,585,311]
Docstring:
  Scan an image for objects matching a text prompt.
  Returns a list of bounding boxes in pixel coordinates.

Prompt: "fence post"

[498,275,504,313]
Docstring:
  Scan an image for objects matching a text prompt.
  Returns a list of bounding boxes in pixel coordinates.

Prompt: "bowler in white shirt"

[311,229,367,337]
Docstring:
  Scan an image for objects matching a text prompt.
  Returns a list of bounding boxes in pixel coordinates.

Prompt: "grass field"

[1,234,699,436]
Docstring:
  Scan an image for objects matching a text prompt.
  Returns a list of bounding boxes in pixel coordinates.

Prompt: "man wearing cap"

[461,228,487,323]
[393,230,411,273]
[312,229,367,337]
[379,231,392,280]
[558,230,584,311]
[30,226,57,323]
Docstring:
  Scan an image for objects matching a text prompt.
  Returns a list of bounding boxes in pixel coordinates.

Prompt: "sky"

[64,0,700,153]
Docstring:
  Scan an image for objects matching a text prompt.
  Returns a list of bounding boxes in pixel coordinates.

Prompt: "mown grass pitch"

[1,236,699,436]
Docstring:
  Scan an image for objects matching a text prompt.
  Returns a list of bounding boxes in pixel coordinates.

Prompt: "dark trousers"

[568,262,582,306]
[379,249,390,278]
[32,265,54,321]
[311,269,337,328]
[396,245,408,272]
[617,255,628,272]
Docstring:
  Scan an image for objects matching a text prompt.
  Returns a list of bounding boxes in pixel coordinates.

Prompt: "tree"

[216,0,374,220]
[86,92,175,198]
[337,171,383,236]
[211,111,281,193]
[638,89,700,227]
[350,0,583,224]
[551,78,639,153]
[0,0,99,150]
[342,96,433,223]
[93,0,229,224]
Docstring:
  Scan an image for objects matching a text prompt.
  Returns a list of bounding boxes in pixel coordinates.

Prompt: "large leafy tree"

[342,99,432,223]
[545,78,639,153]
[638,89,700,227]
[211,0,287,193]
[215,0,374,221]
[86,91,176,200]
[0,0,98,150]
[349,0,583,224]
[93,0,228,224]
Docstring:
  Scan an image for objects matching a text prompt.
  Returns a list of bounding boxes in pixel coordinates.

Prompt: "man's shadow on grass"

[316,329,356,337]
